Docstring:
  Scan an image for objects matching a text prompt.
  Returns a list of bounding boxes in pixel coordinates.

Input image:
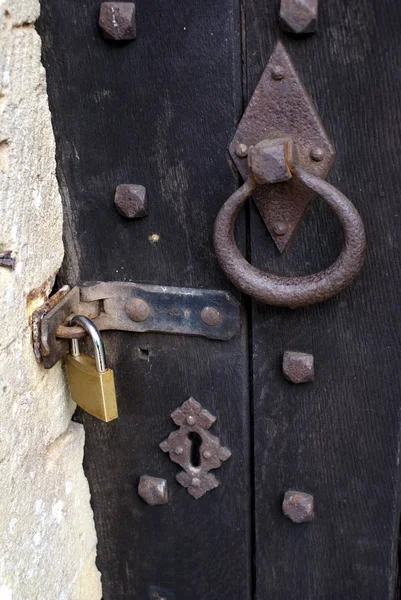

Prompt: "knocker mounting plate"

[160,397,231,499]
[230,41,335,252]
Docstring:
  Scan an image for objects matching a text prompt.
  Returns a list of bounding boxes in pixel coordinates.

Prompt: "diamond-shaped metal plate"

[230,41,335,253]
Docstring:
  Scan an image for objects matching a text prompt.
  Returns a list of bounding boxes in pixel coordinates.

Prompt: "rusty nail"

[125,297,151,322]
[236,143,249,158]
[186,415,196,425]
[271,66,285,80]
[99,2,136,41]
[138,476,168,506]
[0,250,15,269]
[248,138,294,185]
[283,350,314,383]
[310,147,325,162]
[200,306,221,327]
[114,184,147,219]
[280,0,318,35]
[282,490,314,523]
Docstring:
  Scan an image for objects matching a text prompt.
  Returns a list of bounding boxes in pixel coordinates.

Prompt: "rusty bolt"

[114,184,147,219]
[271,65,285,80]
[125,297,151,322]
[283,490,314,523]
[99,2,136,41]
[138,476,168,506]
[200,306,221,327]
[236,143,248,158]
[280,0,318,35]
[310,147,325,162]
[248,138,296,185]
[282,350,314,383]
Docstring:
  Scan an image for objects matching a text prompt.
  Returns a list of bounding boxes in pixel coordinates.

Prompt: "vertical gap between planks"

[240,0,257,598]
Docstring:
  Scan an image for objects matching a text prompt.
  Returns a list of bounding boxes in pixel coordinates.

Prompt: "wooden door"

[39,0,401,598]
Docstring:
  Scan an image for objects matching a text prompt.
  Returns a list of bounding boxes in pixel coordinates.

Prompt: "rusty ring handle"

[213,164,366,308]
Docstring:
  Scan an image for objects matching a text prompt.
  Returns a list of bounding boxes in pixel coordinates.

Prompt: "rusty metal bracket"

[230,41,335,253]
[38,282,240,368]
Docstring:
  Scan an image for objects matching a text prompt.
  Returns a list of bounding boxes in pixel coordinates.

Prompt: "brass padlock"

[66,315,118,422]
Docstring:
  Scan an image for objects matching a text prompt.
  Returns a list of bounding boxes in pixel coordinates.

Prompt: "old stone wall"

[0,0,102,598]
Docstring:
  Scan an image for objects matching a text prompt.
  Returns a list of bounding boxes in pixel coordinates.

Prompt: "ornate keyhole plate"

[159,397,231,499]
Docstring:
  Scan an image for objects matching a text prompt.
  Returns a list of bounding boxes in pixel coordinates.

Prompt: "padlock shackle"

[69,315,107,373]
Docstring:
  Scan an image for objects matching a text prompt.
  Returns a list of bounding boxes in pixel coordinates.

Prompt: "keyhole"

[188,432,202,467]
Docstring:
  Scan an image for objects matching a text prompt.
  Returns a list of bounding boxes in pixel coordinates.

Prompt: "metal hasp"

[39,283,240,368]
[160,397,231,499]
[229,41,335,253]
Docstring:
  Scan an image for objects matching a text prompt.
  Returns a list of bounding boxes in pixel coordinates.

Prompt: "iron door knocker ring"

[213,138,366,309]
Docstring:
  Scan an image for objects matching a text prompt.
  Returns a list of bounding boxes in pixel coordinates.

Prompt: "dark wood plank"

[38,1,251,598]
[246,0,401,597]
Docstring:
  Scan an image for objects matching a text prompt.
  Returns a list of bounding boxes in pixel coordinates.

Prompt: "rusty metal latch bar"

[36,282,240,368]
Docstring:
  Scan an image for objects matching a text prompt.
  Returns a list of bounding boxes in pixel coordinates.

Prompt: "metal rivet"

[272,222,288,237]
[282,490,314,523]
[125,297,151,322]
[203,450,212,459]
[236,143,249,158]
[186,415,196,426]
[271,66,285,80]
[310,147,325,162]
[191,478,201,487]
[200,306,221,327]
[138,476,169,506]
[174,446,184,455]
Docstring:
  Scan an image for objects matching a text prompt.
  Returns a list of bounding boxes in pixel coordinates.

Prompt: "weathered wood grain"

[38,0,401,596]
[245,0,401,597]
[38,1,251,598]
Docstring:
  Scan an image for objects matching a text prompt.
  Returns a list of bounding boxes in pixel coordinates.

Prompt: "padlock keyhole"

[188,432,202,468]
